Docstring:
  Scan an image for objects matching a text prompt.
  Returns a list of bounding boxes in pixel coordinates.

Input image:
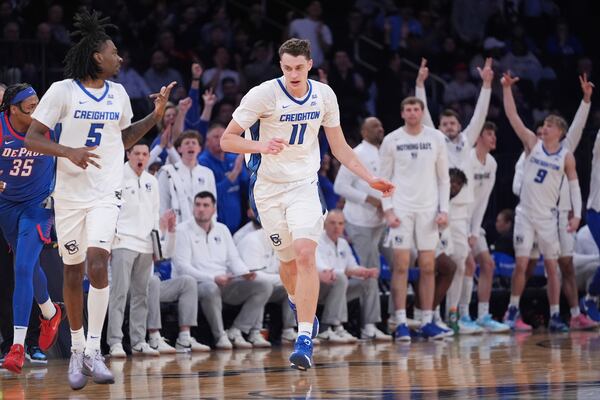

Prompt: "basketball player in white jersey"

[380,96,450,341]
[220,38,393,370]
[501,72,582,332]
[466,122,510,332]
[24,10,175,389]
[511,74,596,330]
[416,58,493,334]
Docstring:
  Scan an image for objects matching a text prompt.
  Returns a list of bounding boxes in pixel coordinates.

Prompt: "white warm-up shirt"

[333,140,384,228]
[468,149,497,238]
[172,220,249,282]
[237,228,281,286]
[379,125,450,213]
[32,79,133,207]
[316,232,358,273]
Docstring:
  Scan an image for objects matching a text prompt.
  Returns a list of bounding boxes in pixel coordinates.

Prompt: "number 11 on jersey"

[289,123,307,145]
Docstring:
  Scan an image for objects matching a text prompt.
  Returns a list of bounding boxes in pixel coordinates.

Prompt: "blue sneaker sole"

[289,352,312,371]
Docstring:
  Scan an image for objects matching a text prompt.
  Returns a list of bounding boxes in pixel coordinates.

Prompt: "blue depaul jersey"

[0,112,55,203]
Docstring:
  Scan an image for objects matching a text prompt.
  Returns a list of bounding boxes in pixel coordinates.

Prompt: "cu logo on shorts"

[515,235,524,244]
[64,240,79,255]
[270,234,282,246]
[394,236,403,245]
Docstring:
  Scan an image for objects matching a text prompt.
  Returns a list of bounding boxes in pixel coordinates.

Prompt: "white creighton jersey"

[519,141,568,217]
[380,125,450,213]
[32,79,133,207]
[232,77,340,183]
[469,149,497,237]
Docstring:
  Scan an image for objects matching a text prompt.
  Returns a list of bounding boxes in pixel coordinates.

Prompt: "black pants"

[0,234,40,354]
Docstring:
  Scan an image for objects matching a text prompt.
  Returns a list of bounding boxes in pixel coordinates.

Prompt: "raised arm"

[563,73,594,152]
[414,58,435,128]
[324,125,394,197]
[565,152,582,232]
[463,58,493,147]
[121,81,176,149]
[501,72,537,153]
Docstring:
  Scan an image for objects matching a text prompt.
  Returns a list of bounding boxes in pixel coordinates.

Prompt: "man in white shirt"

[107,143,159,358]
[172,191,273,349]
[316,210,391,342]
[157,131,216,223]
[416,57,493,334]
[379,96,450,341]
[465,122,510,332]
[333,117,385,271]
[237,227,298,343]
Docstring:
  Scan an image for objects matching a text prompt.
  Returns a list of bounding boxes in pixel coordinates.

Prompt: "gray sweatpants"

[147,274,198,330]
[107,249,153,346]
[318,271,349,326]
[197,279,273,340]
[345,222,386,269]
[346,277,381,325]
[268,285,297,329]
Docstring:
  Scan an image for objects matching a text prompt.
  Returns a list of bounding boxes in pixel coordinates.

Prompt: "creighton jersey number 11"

[31,79,133,206]
[233,76,340,183]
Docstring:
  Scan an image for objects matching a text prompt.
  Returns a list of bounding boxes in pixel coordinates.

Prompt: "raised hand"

[178,96,192,113]
[150,81,177,121]
[478,57,494,87]
[202,88,217,108]
[416,58,429,86]
[580,73,595,103]
[191,63,203,80]
[66,146,101,169]
[500,71,519,87]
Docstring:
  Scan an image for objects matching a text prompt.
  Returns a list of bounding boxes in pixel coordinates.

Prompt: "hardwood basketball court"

[2,331,600,399]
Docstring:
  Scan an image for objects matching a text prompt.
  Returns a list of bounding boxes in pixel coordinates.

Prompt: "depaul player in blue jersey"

[0,83,63,374]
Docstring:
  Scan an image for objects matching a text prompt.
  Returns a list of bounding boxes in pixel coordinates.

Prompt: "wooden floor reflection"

[3,332,600,399]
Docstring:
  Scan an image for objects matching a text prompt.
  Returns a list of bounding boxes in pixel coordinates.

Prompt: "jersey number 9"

[534,168,547,183]
[86,123,104,147]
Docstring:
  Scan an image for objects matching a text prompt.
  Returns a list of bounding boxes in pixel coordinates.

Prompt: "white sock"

[394,309,407,324]
[550,304,560,317]
[178,330,191,342]
[149,331,161,341]
[414,307,422,321]
[421,310,433,325]
[85,285,110,356]
[71,327,86,352]
[459,304,470,319]
[434,306,442,322]
[38,299,56,320]
[570,306,581,318]
[478,302,489,318]
[298,322,313,337]
[509,295,520,308]
[13,326,27,346]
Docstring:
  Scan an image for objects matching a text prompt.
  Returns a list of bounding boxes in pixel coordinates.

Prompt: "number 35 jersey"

[32,79,133,208]
[519,140,568,217]
[0,112,55,203]
[233,77,340,183]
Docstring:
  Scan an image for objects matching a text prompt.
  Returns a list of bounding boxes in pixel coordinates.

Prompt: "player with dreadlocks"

[25,10,175,390]
[0,83,63,374]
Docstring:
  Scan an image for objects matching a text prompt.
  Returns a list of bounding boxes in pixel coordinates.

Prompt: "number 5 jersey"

[31,79,133,208]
